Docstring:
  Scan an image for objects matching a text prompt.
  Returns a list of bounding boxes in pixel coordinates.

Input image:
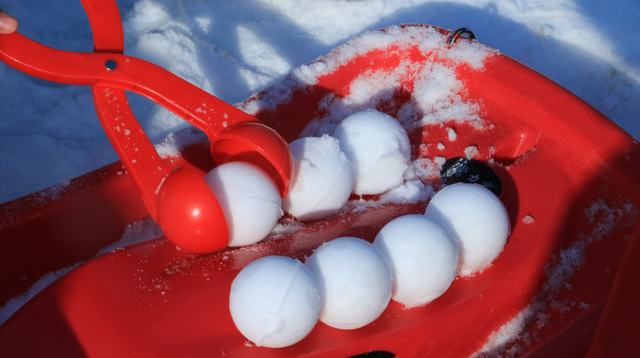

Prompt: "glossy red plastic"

[0,0,293,253]
[157,166,228,254]
[1,18,640,358]
[212,122,294,196]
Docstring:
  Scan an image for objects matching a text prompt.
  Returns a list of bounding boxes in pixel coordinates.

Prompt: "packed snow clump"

[282,135,354,221]
[204,162,283,247]
[425,183,510,276]
[230,256,321,348]
[373,215,459,308]
[305,237,392,330]
[333,110,411,195]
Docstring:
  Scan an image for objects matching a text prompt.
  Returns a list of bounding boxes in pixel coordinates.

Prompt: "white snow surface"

[1,0,639,203]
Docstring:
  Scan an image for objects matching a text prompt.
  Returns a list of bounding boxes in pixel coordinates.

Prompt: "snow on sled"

[1,2,640,357]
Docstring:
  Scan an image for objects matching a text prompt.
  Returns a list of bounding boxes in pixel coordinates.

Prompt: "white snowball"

[424,183,510,276]
[305,237,392,330]
[230,256,321,348]
[334,110,411,195]
[282,135,354,221]
[204,162,283,247]
[373,215,459,308]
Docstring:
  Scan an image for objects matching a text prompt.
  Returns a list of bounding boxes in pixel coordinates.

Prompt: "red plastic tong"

[0,0,293,254]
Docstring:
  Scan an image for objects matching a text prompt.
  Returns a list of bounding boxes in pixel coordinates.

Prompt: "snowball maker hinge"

[105,59,117,70]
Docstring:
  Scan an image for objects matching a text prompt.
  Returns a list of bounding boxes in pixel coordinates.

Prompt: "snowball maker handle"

[0,0,293,253]
[0,33,257,140]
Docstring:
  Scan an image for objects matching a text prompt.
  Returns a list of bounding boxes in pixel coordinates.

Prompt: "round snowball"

[230,256,321,348]
[282,135,354,221]
[204,162,283,247]
[305,237,392,330]
[424,183,510,276]
[373,215,459,308]
[334,110,411,195]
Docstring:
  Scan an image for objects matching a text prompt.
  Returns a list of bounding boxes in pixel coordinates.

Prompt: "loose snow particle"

[305,237,392,330]
[425,183,510,276]
[204,162,283,247]
[230,256,321,348]
[282,135,354,221]
[373,215,459,308]
[334,110,411,195]
[447,127,457,141]
[434,156,447,167]
[522,215,535,224]
[464,145,478,159]
[437,143,445,150]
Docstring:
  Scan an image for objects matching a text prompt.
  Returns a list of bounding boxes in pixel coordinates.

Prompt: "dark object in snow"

[447,27,476,45]
[440,157,502,197]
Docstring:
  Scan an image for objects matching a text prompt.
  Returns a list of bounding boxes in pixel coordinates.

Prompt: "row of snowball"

[230,183,510,348]
[202,109,412,247]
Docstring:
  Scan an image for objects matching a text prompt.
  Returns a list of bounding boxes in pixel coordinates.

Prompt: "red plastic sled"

[1,2,640,358]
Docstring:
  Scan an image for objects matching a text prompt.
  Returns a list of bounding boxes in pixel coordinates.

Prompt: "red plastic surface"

[212,123,294,196]
[0,0,293,254]
[1,23,640,358]
[157,166,228,254]
[84,0,169,223]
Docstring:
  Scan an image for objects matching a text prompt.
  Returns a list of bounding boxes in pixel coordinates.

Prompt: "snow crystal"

[447,128,458,141]
[465,145,479,159]
[434,156,447,167]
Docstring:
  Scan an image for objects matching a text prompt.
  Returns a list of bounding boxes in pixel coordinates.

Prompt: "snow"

[304,237,392,330]
[373,215,459,308]
[522,215,535,224]
[447,128,458,141]
[229,256,321,348]
[425,183,510,276]
[465,145,479,159]
[204,162,283,247]
[2,0,639,204]
[282,135,354,221]
[333,110,411,195]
